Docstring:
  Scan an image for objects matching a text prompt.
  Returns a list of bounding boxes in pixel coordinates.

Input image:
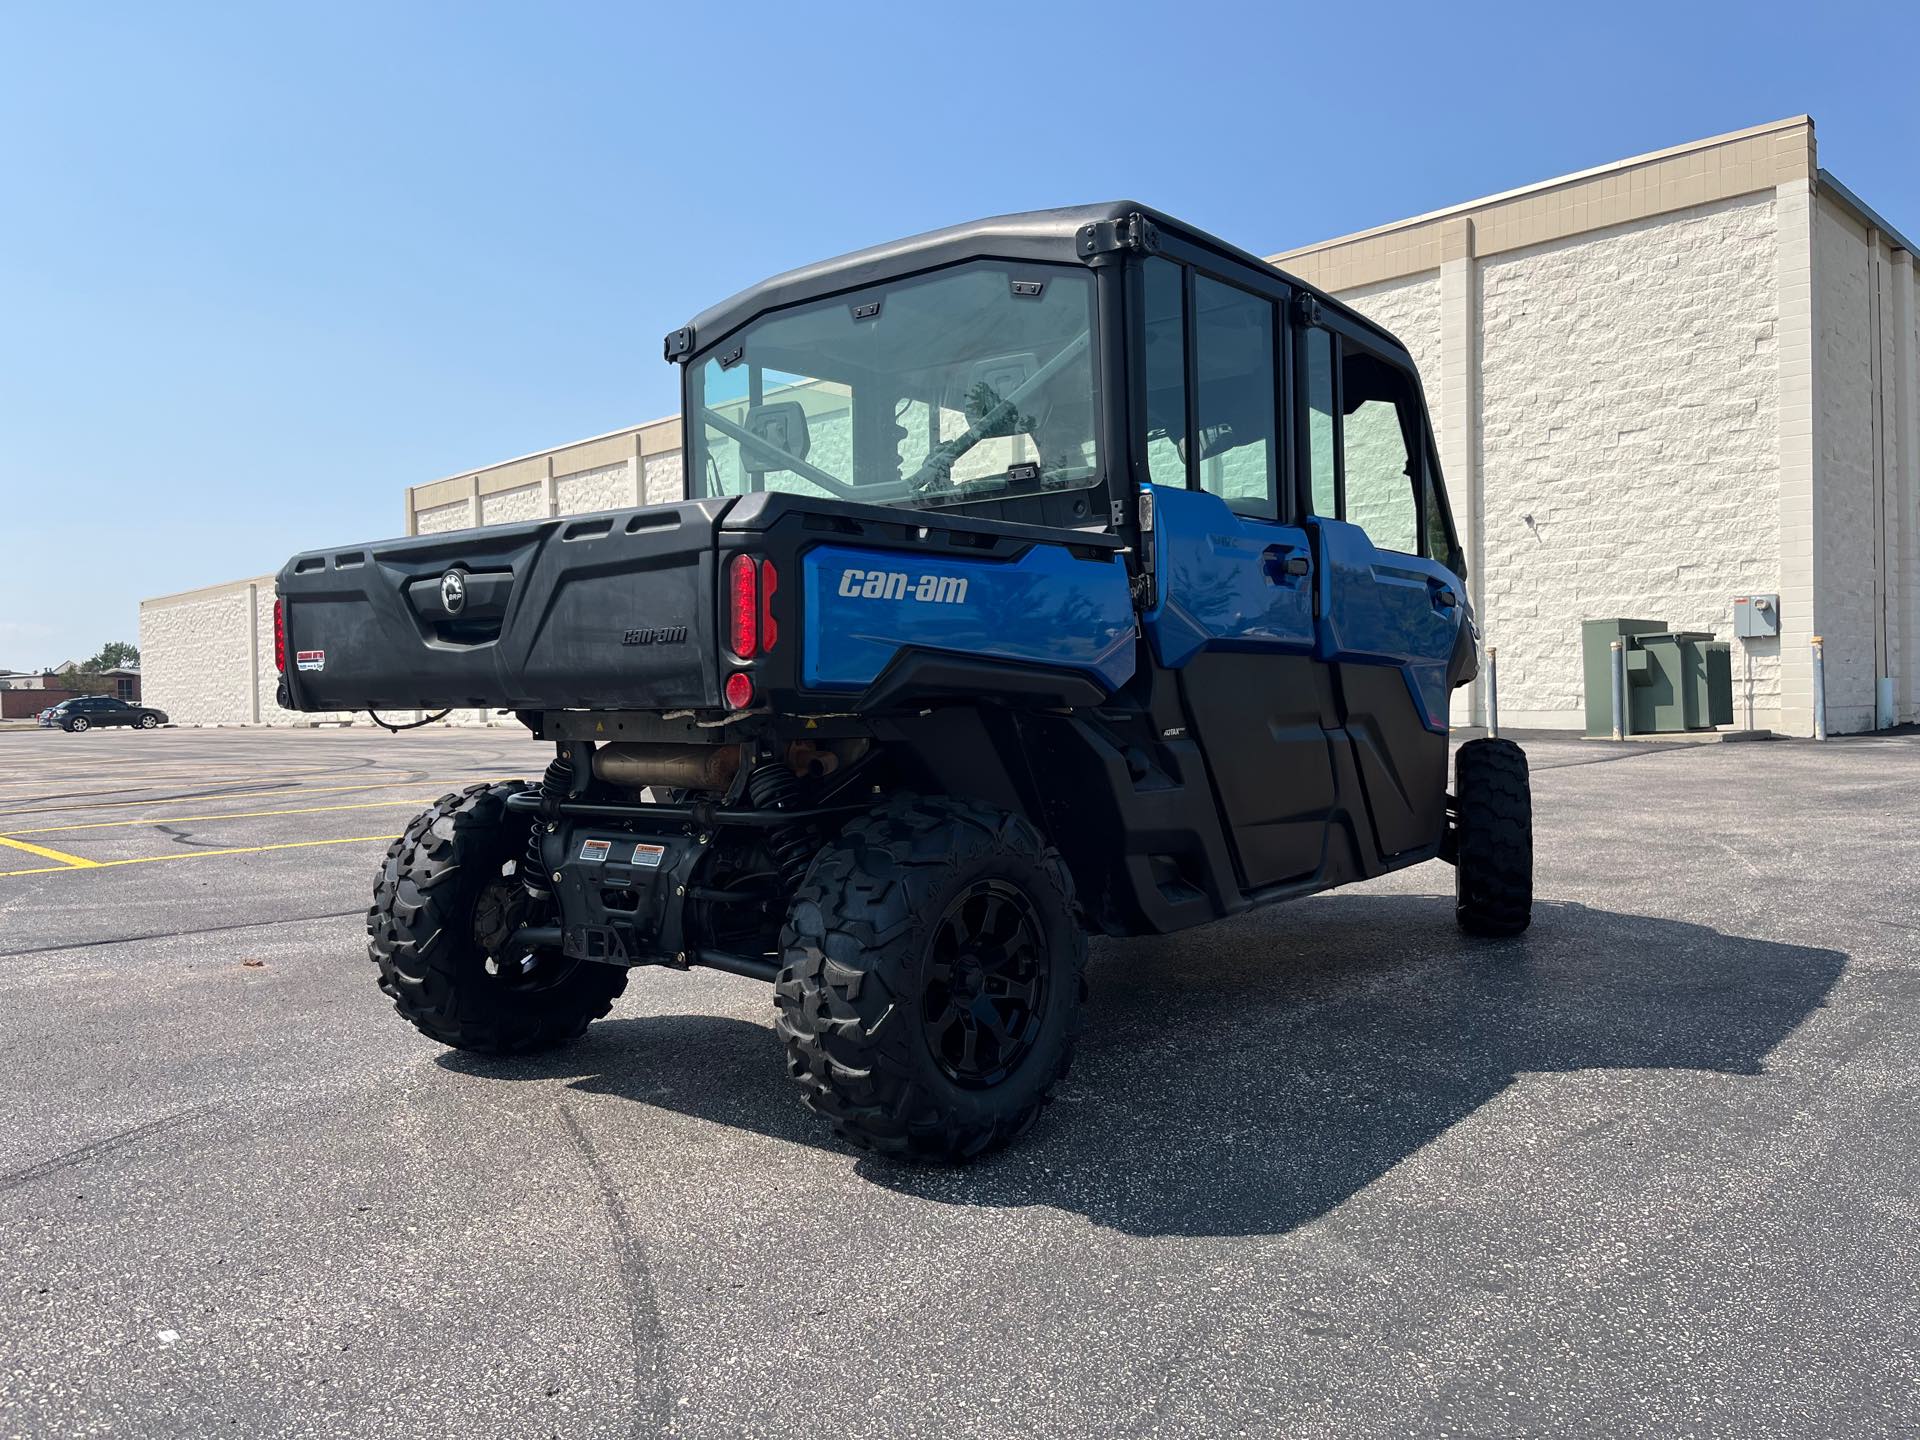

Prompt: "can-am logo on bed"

[836,569,969,605]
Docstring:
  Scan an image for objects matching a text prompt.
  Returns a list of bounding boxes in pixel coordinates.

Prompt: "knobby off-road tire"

[774,798,1087,1163]
[367,781,627,1053]
[1453,738,1533,937]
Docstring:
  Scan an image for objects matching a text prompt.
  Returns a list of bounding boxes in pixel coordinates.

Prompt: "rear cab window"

[687,260,1101,522]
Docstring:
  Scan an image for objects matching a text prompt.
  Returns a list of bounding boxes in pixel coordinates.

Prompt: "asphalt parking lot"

[2,724,1917,1439]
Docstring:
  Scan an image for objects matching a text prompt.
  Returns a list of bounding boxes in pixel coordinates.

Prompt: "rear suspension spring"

[746,760,814,892]
[522,752,572,898]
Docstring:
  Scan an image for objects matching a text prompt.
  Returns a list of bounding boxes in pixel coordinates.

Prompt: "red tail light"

[728,554,760,659]
[727,555,779,660]
[759,559,779,652]
[724,671,755,710]
[273,597,286,673]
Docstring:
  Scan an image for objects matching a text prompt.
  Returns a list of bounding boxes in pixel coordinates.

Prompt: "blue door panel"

[1141,485,1316,665]
[1140,483,1336,888]
[1312,519,1461,733]
[800,544,1138,692]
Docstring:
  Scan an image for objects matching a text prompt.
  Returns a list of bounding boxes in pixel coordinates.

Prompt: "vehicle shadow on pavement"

[441,896,1845,1238]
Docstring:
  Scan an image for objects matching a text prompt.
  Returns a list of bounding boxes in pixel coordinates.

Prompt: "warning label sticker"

[632,843,666,869]
[295,650,325,672]
[577,838,612,861]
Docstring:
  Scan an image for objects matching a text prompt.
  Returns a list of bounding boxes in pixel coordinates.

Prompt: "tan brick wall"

[1473,195,1783,729]
[641,451,683,506]
[479,483,543,525]
[415,499,472,534]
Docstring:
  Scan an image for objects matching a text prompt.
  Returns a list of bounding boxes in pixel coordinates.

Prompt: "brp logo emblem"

[440,569,467,615]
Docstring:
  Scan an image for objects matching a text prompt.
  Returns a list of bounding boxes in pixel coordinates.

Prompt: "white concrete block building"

[143,116,1918,735]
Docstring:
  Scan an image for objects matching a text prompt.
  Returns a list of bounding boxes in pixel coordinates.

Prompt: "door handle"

[1262,546,1311,583]
[1430,582,1458,610]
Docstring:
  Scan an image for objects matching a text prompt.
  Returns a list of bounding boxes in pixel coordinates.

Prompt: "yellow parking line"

[0,775,501,817]
[0,772,431,794]
[0,768,357,789]
[3,798,433,837]
[0,835,101,869]
[0,833,399,879]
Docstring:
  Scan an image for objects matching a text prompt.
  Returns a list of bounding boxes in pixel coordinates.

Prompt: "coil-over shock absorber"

[746,758,814,892]
[522,750,574,899]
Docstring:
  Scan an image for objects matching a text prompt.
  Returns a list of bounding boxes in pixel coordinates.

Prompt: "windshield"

[687,260,1099,511]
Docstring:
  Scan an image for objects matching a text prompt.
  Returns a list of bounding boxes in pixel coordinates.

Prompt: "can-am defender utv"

[277,203,1531,1163]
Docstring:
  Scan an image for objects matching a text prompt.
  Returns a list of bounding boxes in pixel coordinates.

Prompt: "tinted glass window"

[1192,276,1276,517]
[1303,327,1337,517]
[689,261,1099,512]
[1140,258,1187,488]
[1340,349,1422,555]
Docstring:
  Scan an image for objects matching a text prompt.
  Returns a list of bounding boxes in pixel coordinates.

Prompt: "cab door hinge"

[1077,212,1161,259]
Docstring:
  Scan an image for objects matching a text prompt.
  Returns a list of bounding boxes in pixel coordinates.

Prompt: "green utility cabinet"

[1581,619,1735,736]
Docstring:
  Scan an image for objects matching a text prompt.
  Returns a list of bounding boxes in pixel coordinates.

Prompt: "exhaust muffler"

[589,741,743,793]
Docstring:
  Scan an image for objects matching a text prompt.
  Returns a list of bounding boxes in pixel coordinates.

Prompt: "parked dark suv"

[43,696,169,731]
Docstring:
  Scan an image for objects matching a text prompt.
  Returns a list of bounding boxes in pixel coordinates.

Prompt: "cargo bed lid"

[277,499,730,714]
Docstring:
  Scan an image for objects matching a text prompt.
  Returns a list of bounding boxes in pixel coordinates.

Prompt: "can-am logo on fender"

[836,569,969,605]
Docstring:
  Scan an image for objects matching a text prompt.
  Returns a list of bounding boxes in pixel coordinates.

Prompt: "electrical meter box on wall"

[1733,594,1780,639]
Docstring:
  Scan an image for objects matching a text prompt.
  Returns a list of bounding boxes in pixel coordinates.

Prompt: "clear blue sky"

[4,1,1917,669]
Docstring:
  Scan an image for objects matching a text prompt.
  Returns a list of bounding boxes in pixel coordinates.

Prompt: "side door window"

[1191,275,1278,519]
[1337,348,1422,555]
[1300,325,1338,519]
[1140,257,1189,488]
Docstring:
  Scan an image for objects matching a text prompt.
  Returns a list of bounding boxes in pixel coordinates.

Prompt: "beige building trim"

[244,581,262,724]
[1271,116,1816,292]
[1437,219,1479,724]
[1893,250,1918,720]
[548,433,633,478]
[141,573,278,607]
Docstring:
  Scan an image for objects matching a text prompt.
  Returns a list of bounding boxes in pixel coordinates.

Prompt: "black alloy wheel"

[921,879,1049,1088]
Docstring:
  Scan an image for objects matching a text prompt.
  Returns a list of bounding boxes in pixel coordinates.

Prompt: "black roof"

[670,201,1403,361]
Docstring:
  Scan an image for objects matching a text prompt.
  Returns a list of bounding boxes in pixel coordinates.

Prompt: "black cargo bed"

[277,500,728,713]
